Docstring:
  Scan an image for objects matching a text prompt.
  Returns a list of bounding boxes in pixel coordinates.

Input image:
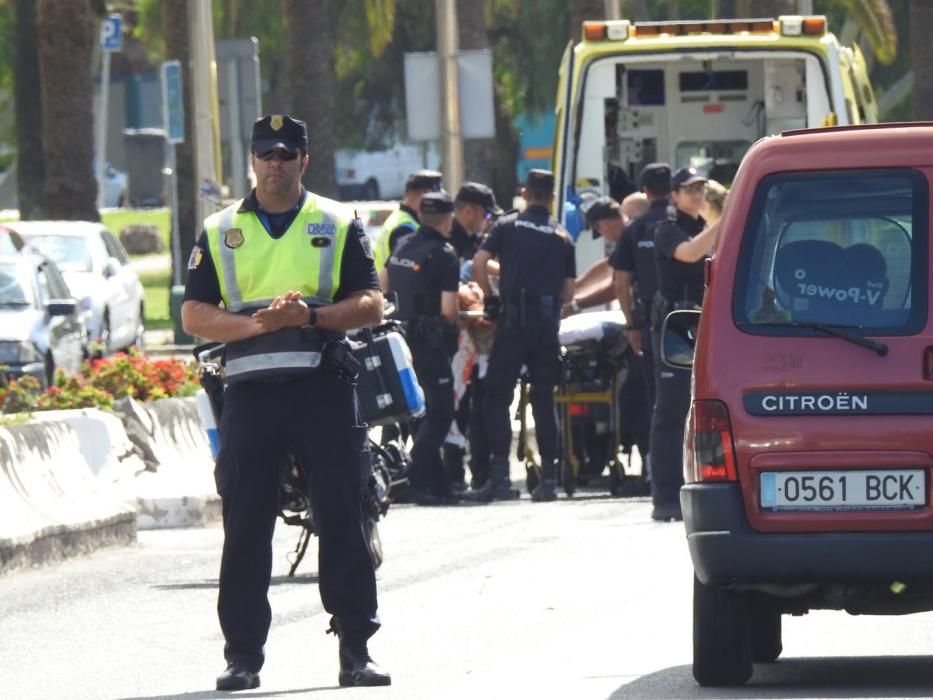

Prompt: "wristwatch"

[570,299,581,314]
[306,306,318,327]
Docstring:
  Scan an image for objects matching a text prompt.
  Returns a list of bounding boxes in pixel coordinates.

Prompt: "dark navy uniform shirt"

[448,217,483,264]
[654,208,707,305]
[480,204,575,300]
[608,197,669,303]
[387,226,459,319]
[184,187,379,305]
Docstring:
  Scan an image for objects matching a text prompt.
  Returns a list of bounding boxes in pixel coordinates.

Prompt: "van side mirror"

[661,309,701,369]
[103,258,120,278]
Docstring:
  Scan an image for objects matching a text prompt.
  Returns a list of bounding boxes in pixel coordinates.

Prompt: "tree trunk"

[164,0,198,280]
[911,0,933,119]
[284,0,337,198]
[37,0,98,221]
[736,0,796,16]
[570,0,608,42]
[718,0,738,18]
[457,0,495,188]
[14,0,44,220]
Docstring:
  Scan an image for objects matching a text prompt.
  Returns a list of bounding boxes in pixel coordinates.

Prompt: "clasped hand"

[251,291,309,333]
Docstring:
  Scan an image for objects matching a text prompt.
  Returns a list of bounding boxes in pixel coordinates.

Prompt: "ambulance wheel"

[525,463,539,494]
[561,462,575,497]
[364,515,383,570]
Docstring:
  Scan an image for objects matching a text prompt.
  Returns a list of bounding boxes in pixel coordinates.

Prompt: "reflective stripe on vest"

[225,350,322,379]
[205,194,349,312]
[374,208,418,269]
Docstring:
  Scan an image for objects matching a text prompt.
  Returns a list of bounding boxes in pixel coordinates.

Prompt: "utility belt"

[501,291,561,329]
[224,323,360,385]
[402,315,458,351]
[650,292,701,332]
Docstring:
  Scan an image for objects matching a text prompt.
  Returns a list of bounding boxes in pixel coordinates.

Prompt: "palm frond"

[364,0,396,57]
[838,0,897,65]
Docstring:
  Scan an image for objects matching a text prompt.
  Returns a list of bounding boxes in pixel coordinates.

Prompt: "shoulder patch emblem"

[224,228,244,249]
[359,233,374,261]
[307,223,337,236]
[187,246,203,270]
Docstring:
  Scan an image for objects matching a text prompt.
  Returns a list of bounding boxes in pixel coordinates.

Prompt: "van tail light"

[688,400,737,482]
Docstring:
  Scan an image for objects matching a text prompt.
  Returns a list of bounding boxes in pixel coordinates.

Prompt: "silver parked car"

[6,221,146,354]
[0,253,86,388]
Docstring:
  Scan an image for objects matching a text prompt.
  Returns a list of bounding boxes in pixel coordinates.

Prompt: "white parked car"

[336,143,440,201]
[5,221,145,354]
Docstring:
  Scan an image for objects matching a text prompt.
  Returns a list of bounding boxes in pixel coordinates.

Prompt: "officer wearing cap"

[373,169,442,275]
[442,182,502,490]
[385,190,461,506]
[469,169,576,503]
[607,163,674,469]
[649,166,722,522]
[182,114,390,690]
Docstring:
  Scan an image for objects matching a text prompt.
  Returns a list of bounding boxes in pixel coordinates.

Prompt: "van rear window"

[733,169,929,335]
[679,70,748,92]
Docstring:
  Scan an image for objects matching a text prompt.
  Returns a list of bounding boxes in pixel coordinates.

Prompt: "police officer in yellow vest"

[374,170,442,273]
[182,115,391,691]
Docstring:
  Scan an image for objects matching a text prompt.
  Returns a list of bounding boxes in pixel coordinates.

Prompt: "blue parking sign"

[161,61,185,144]
[100,14,122,52]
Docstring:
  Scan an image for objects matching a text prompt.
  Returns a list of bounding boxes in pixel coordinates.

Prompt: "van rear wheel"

[693,574,753,687]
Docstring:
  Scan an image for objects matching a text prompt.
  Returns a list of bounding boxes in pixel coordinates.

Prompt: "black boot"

[329,619,391,687]
[464,457,519,502]
[531,460,558,502]
[215,664,260,691]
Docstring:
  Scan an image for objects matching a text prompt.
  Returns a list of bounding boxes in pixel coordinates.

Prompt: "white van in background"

[336,142,440,201]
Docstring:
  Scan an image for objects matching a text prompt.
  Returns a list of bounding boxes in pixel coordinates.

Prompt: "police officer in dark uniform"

[386,190,461,506]
[182,115,390,690]
[443,182,502,490]
[374,170,443,275]
[470,169,576,502]
[649,167,721,521]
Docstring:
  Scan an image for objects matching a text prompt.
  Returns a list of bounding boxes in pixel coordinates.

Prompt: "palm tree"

[570,0,608,40]
[13,0,43,220]
[736,0,796,15]
[910,0,933,118]
[37,0,98,221]
[283,0,337,198]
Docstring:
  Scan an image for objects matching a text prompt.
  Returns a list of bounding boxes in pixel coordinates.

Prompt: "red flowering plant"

[0,351,200,414]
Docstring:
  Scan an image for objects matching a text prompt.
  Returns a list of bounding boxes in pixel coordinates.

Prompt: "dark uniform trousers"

[649,306,691,507]
[484,318,561,467]
[407,334,456,494]
[215,369,379,672]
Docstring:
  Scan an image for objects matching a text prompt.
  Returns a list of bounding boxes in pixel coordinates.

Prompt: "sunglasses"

[256,148,300,162]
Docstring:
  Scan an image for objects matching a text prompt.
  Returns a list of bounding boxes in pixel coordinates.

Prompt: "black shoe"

[651,502,683,522]
[216,664,260,691]
[531,479,557,502]
[339,642,392,687]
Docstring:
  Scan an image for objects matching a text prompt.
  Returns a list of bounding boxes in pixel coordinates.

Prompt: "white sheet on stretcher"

[558,309,628,346]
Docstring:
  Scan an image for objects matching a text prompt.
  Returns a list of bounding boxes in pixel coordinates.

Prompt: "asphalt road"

[4,483,933,700]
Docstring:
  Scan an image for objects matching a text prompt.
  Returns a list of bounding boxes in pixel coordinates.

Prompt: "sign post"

[161,60,186,295]
[95,13,122,210]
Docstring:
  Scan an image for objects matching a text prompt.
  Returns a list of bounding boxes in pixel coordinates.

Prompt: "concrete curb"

[0,419,137,574]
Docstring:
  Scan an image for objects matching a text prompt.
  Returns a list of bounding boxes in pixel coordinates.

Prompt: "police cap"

[455,182,503,216]
[251,114,308,155]
[640,162,672,191]
[525,169,555,191]
[420,190,455,215]
[671,167,708,190]
[406,169,443,193]
[584,196,622,229]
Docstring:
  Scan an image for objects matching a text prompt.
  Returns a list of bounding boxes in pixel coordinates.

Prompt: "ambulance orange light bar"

[628,18,777,38]
[779,15,827,36]
[582,20,630,42]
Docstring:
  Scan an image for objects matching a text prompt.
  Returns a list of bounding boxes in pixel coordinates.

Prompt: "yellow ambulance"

[554,15,878,269]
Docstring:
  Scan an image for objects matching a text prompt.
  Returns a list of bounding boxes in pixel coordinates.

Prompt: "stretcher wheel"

[525,463,539,494]
[561,462,575,496]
